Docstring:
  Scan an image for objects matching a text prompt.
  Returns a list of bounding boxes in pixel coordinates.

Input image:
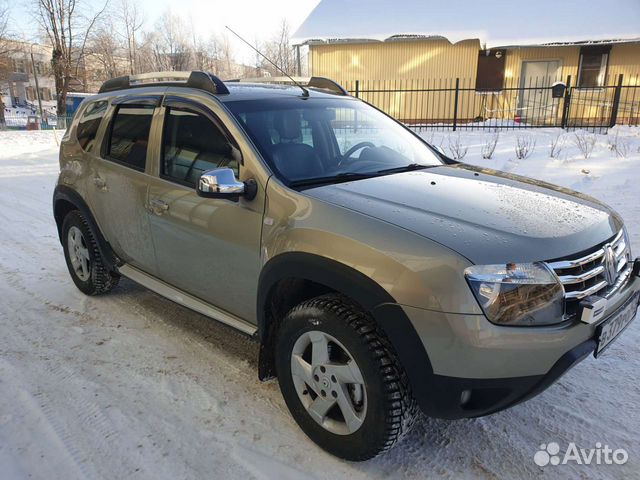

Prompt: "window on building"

[106,105,154,171]
[40,87,52,101]
[77,100,108,153]
[35,62,46,76]
[475,49,506,91]
[13,59,27,73]
[25,86,36,101]
[161,108,236,186]
[577,46,610,88]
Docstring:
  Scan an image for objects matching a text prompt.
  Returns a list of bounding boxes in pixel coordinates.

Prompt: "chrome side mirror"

[197,168,257,201]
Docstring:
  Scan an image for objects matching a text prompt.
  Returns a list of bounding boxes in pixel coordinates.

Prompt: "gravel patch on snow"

[0,128,639,479]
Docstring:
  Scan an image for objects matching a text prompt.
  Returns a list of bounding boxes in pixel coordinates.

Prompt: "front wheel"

[275,294,418,460]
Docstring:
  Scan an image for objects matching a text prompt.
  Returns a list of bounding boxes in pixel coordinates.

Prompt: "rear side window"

[76,100,107,152]
[107,105,154,171]
[161,108,235,186]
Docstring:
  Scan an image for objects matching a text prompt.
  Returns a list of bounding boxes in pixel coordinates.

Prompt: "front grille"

[547,230,633,319]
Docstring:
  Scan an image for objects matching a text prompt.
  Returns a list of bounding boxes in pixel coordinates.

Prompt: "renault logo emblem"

[603,244,617,285]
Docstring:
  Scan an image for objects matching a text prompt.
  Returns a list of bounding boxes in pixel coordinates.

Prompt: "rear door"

[88,95,161,274]
[145,94,264,322]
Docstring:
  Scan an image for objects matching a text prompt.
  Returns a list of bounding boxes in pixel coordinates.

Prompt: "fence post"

[609,74,624,128]
[452,78,460,131]
[354,80,360,98]
[561,75,572,129]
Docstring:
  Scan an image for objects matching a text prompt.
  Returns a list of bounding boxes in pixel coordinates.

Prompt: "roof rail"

[98,71,230,95]
[307,77,348,95]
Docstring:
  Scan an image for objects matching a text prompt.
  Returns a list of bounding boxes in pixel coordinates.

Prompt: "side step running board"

[118,264,257,336]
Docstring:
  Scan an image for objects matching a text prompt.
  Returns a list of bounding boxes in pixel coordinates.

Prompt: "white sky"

[8,0,321,64]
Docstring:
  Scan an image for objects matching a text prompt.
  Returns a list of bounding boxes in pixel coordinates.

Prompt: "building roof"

[292,0,640,48]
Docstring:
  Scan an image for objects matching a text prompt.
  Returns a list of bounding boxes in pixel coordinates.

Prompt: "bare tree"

[261,20,296,76]
[0,1,12,126]
[88,21,126,82]
[0,1,9,56]
[35,0,108,115]
[119,0,142,74]
[149,11,192,71]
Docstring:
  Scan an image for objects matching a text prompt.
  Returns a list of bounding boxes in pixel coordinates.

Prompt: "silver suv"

[53,71,640,460]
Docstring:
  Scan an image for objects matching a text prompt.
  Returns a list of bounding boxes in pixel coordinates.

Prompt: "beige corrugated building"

[306,38,640,125]
[309,39,640,85]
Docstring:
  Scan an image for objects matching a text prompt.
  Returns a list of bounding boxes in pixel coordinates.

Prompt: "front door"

[518,60,561,124]
[146,99,264,322]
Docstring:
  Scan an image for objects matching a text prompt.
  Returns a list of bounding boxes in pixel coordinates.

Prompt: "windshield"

[225,97,442,186]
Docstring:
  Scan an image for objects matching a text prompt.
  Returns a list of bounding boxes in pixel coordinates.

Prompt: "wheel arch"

[256,252,434,396]
[53,185,119,271]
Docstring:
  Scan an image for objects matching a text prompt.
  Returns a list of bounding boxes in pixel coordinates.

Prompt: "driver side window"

[161,107,237,187]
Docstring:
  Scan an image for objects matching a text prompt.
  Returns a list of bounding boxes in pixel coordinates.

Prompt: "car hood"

[304,164,622,265]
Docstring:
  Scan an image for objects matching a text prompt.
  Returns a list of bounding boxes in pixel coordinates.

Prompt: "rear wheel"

[62,210,119,295]
[275,294,417,460]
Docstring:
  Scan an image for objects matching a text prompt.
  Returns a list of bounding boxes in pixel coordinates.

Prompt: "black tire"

[275,293,418,461]
[61,210,120,295]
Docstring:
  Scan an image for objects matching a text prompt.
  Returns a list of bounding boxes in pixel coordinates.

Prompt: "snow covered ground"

[0,128,639,479]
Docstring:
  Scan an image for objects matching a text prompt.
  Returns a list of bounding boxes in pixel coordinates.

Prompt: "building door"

[518,60,561,124]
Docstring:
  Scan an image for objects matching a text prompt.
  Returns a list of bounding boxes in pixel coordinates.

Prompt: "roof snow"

[292,0,640,48]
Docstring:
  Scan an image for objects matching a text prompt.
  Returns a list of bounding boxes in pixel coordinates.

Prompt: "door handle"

[149,198,169,215]
[93,176,108,191]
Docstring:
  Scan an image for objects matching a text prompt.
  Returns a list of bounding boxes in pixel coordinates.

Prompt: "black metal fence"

[340,74,640,132]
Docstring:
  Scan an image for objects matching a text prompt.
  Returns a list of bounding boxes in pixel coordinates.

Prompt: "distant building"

[0,40,128,113]
[0,42,56,109]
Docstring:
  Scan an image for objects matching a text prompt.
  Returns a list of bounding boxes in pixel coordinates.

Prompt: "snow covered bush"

[549,134,565,158]
[573,132,596,159]
[608,132,630,158]
[615,138,630,158]
[515,134,536,159]
[481,132,499,159]
[607,131,618,151]
[446,134,468,159]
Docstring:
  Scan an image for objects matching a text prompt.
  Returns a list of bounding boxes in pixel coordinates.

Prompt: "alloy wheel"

[290,330,367,435]
[67,226,91,281]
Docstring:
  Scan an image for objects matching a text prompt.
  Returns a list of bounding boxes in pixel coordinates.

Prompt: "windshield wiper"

[289,172,376,188]
[289,164,439,188]
[375,163,438,175]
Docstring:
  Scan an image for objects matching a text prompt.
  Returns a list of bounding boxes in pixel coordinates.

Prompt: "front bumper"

[401,260,640,419]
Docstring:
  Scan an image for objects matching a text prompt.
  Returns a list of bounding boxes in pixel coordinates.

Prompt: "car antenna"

[225,25,309,98]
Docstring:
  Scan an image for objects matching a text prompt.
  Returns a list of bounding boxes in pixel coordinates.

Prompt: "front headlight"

[464,262,565,326]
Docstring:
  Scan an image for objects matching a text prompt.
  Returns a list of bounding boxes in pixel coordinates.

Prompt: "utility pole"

[30,44,44,124]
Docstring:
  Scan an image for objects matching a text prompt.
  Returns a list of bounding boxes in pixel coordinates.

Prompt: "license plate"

[595,292,639,357]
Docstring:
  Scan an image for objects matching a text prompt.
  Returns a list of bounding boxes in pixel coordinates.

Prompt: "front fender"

[261,181,481,315]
